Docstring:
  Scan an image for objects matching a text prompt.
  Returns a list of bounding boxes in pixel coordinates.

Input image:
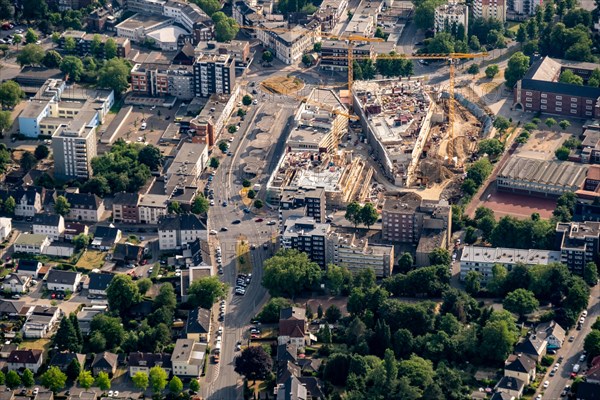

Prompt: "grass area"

[125,235,140,244]
[75,250,105,270]
[22,338,51,358]
[239,187,252,207]
[150,263,160,279]
[507,22,520,33]
[236,237,253,275]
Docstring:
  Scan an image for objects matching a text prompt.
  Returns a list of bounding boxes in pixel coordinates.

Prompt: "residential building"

[162,0,211,32]
[130,63,195,100]
[45,269,82,292]
[171,339,206,377]
[586,356,600,384]
[112,193,140,224]
[575,382,600,400]
[193,54,235,97]
[459,245,562,282]
[2,274,32,293]
[77,305,107,334]
[180,265,212,301]
[22,306,61,339]
[186,308,211,343]
[278,307,307,347]
[0,300,25,318]
[495,376,525,399]
[91,226,122,250]
[514,336,547,363]
[87,8,112,32]
[0,217,11,241]
[193,40,251,72]
[326,232,394,277]
[16,260,42,277]
[138,194,169,224]
[281,217,330,267]
[189,90,239,146]
[32,214,65,241]
[50,352,86,372]
[13,234,51,255]
[64,222,89,241]
[320,40,374,71]
[535,320,566,350]
[0,188,42,217]
[472,0,507,22]
[504,354,536,385]
[64,193,105,223]
[279,188,326,223]
[555,221,600,275]
[59,31,131,58]
[158,214,207,250]
[256,21,321,65]
[7,349,44,373]
[128,352,172,377]
[92,352,118,376]
[511,0,542,15]
[126,0,165,14]
[52,120,98,180]
[313,0,349,32]
[87,273,114,296]
[0,343,18,358]
[434,2,468,34]
[167,142,209,181]
[112,243,145,265]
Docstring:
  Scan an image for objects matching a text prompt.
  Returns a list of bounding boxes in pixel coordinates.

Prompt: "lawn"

[236,237,253,275]
[76,250,106,270]
[22,338,51,358]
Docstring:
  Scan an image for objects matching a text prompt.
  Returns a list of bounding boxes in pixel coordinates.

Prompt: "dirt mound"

[261,76,304,95]
[452,135,474,160]
[419,157,454,184]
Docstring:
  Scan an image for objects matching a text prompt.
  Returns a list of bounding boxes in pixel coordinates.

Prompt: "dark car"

[232,220,241,224]
[221,227,229,231]
[165,116,170,120]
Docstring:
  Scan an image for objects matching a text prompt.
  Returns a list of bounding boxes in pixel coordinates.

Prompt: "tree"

[398,252,414,273]
[191,196,209,214]
[242,95,252,106]
[17,44,45,66]
[234,346,273,383]
[136,278,152,295]
[584,262,598,286]
[559,69,584,85]
[464,271,482,295]
[54,195,71,216]
[559,120,572,131]
[25,28,38,44]
[218,141,229,153]
[138,145,163,170]
[187,276,227,309]
[503,289,539,319]
[66,359,81,381]
[257,297,292,323]
[467,64,480,74]
[214,15,239,42]
[228,125,237,133]
[98,58,131,94]
[313,42,322,52]
[325,305,342,323]
[360,203,379,228]
[493,116,510,133]
[555,146,570,160]
[63,36,76,53]
[516,24,527,44]
[209,157,219,168]
[478,138,504,157]
[21,369,34,387]
[168,376,183,394]
[467,158,493,186]
[485,64,500,79]
[20,151,37,171]
[325,264,351,295]
[345,202,362,228]
[3,196,15,215]
[90,314,125,350]
[41,367,67,392]
[54,315,79,352]
[0,81,25,109]
[242,179,252,188]
[0,0,13,18]
[247,190,256,199]
[0,371,5,386]
[584,330,600,359]
[188,378,200,393]
[149,366,167,394]
[104,38,117,59]
[429,248,451,266]
[302,54,312,66]
[505,52,530,88]
[414,0,445,30]
[60,56,84,82]
[106,274,140,317]
[34,144,49,160]
[545,117,557,130]
[167,201,181,214]
[6,371,21,389]
[12,34,21,50]
[42,50,63,68]
[73,233,90,250]
[262,50,274,63]
[253,199,264,209]
[95,372,111,391]
[480,318,518,362]
[262,249,323,297]
[78,371,94,389]
[0,111,12,136]
[132,372,149,391]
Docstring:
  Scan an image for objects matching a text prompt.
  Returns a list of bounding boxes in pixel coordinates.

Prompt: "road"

[538,284,600,400]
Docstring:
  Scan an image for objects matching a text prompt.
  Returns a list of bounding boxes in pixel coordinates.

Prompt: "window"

[556,96,562,100]
[571,109,577,114]
[526,97,532,102]
[586,99,593,104]
[541,99,547,104]
[526,103,532,108]
[571,97,577,102]
[541,93,547,98]
[541,105,547,110]
[526,91,532,96]
[556,101,562,106]
[572,103,577,108]
[587,106,593,110]
[556,107,562,112]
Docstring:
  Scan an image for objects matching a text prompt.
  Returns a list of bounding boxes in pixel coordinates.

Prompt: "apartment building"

[52,119,98,180]
[163,0,211,32]
[326,232,394,277]
[256,21,321,65]
[171,339,206,377]
[59,31,131,58]
[313,0,349,32]
[434,1,468,34]
[138,194,169,224]
[511,0,542,15]
[112,193,141,223]
[189,90,239,146]
[281,217,330,267]
[472,0,507,22]
[158,214,207,250]
[193,54,235,97]
[279,188,326,223]
[126,0,165,15]
[320,40,374,71]
[130,63,195,100]
[382,193,422,243]
[555,221,600,275]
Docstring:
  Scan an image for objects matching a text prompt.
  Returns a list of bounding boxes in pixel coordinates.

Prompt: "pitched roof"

[65,192,102,209]
[490,393,514,400]
[64,222,88,235]
[92,352,118,369]
[298,377,325,399]
[50,352,85,369]
[536,320,566,343]
[17,259,41,272]
[112,243,144,261]
[277,343,298,363]
[7,349,42,364]
[280,307,305,321]
[15,234,48,246]
[158,214,206,231]
[112,192,140,206]
[127,352,172,369]
[520,78,600,99]
[277,361,301,385]
[514,336,546,356]
[587,362,600,382]
[4,274,30,286]
[33,214,62,227]
[88,273,114,291]
[93,226,120,240]
[505,354,536,373]
[0,300,25,315]
[186,308,211,334]
[575,382,600,400]
[495,376,525,392]
[46,269,80,285]
[0,188,40,206]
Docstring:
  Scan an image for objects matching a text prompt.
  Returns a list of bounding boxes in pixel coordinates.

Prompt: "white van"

[573,364,580,373]
[140,122,147,130]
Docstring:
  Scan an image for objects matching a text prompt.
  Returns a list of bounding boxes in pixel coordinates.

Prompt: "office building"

[193,54,235,98]
[52,120,98,180]
[281,217,330,267]
[320,40,374,71]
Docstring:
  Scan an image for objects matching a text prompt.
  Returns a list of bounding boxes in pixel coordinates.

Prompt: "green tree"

[149,366,167,394]
[17,44,45,66]
[98,58,131,94]
[167,201,181,214]
[34,144,50,160]
[214,14,239,42]
[585,330,600,359]
[78,371,94,389]
[485,64,500,78]
[0,111,12,135]
[0,81,25,109]
[242,95,252,106]
[247,189,256,199]
[3,196,15,215]
[25,28,38,44]
[480,318,518,362]
[414,0,445,30]
[21,369,34,387]
[187,276,227,309]
[493,116,511,132]
[242,179,252,187]
[40,367,67,392]
[6,370,21,389]
[262,51,274,63]
[90,314,125,350]
[555,146,570,160]
[325,304,342,323]
[95,372,111,391]
[464,271,482,295]
[584,262,598,286]
[478,138,504,157]
[313,42,322,52]
[60,56,84,82]
[302,54,312,66]
[516,24,527,44]
[63,36,76,53]
[503,288,539,319]
[398,252,414,273]
[234,346,273,383]
[325,264,351,295]
[138,145,163,170]
[73,233,90,250]
[487,264,508,296]
[468,64,480,74]
[0,371,5,385]
[545,117,557,130]
[104,38,117,59]
[191,196,209,214]
[360,203,379,228]
[12,34,21,50]
[464,226,478,244]
[505,52,530,88]
[54,315,79,351]
[253,199,263,209]
[66,359,81,381]
[168,376,183,394]
[218,141,229,153]
[345,202,362,228]
[54,195,71,216]
[559,120,572,131]
[42,50,63,68]
[559,69,584,85]
[209,157,220,168]
[189,379,200,393]
[136,278,153,295]
[106,274,140,316]
[132,372,149,391]
[262,249,323,297]
[429,248,452,266]
[20,151,37,171]
[257,297,292,323]
[467,158,493,186]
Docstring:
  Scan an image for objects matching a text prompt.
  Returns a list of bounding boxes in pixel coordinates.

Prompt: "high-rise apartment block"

[434,1,469,34]
[472,0,507,22]
[193,54,235,98]
[52,120,97,180]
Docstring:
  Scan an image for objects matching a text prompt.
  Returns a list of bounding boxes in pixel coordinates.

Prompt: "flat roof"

[460,245,562,265]
[116,14,172,30]
[147,25,190,43]
[15,234,48,246]
[20,100,50,119]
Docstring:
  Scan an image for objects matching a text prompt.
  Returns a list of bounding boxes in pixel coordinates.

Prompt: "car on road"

[243,207,251,213]
[562,385,571,396]
[33,388,39,396]
[108,391,113,397]
[227,151,233,156]
[210,200,215,206]
[569,335,575,342]
[573,364,580,373]
[232,220,241,224]
[266,220,276,225]
[255,218,263,222]
[228,137,234,142]
[235,288,246,295]
[12,294,20,299]
[222,201,228,207]
[113,392,119,397]
[558,356,564,363]
[218,268,223,275]
[210,230,218,235]
[582,310,588,317]
[535,395,541,400]
[579,354,586,362]
[543,381,549,389]
[579,317,585,324]
[236,343,242,351]
[253,99,258,105]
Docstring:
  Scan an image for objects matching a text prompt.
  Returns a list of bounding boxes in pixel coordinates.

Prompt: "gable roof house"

[514,335,547,363]
[536,320,566,349]
[22,305,61,338]
[2,274,32,294]
[64,222,89,241]
[64,193,105,222]
[7,349,44,372]
[495,376,525,399]
[276,361,324,400]
[32,214,65,241]
[91,226,122,250]
[16,259,42,277]
[276,343,298,365]
[158,214,207,250]
[112,243,144,265]
[128,352,172,377]
[87,273,114,295]
[92,352,118,376]
[0,188,42,217]
[0,300,26,318]
[186,308,211,343]
[45,269,82,292]
[14,234,51,255]
[50,352,86,371]
[279,307,308,347]
[504,354,536,385]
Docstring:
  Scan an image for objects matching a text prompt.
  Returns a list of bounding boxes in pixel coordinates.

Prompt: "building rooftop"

[15,234,48,246]
[498,157,588,190]
[116,13,172,30]
[146,25,190,43]
[460,245,562,265]
[171,339,205,366]
[282,216,330,238]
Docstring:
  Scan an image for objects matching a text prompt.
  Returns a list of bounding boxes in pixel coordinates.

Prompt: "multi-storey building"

[326,232,394,277]
[256,21,321,65]
[472,0,507,22]
[189,91,239,146]
[59,31,131,58]
[138,194,169,224]
[112,193,141,224]
[126,0,165,15]
[158,214,206,250]
[279,188,326,223]
[193,54,235,97]
[52,119,98,180]
[162,0,211,32]
[511,0,542,15]
[170,339,206,377]
[382,193,422,243]
[320,40,374,71]
[313,0,349,32]
[555,221,600,275]
[281,217,330,267]
[434,1,468,34]
[130,63,194,99]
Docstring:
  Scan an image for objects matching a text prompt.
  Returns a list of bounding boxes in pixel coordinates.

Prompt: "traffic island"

[236,236,253,275]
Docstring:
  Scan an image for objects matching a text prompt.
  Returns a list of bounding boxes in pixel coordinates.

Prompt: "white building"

[22,306,61,339]
[459,245,563,282]
[256,21,321,64]
[158,214,207,250]
[0,218,11,241]
[32,214,65,242]
[13,234,51,255]
[116,13,174,42]
[162,1,210,31]
[138,194,169,225]
[52,119,98,180]
[45,269,82,292]
[7,349,43,373]
[326,232,394,277]
[171,339,206,377]
[512,0,542,15]
[472,0,507,22]
[2,274,32,293]
[434,1,468,34]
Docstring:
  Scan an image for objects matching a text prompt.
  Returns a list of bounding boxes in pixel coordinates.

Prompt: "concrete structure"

[434,1,468,34]
[189,89,239,146]
[59,31,131,58]
[555,221,600,275]
[87,273,114,296]
[313,0,349,32]
[116,14,174,43]
[112,193,141,224]
[535,320,566,350]
[281,217,330,267]
[64,192,105,223]
[126,0,165,15]
[472,0,507,22]
[511,0,542,15]
[14,234,51,254]
[17,260,42,277]
[130,63,195,100]
[193,54,236,97]
[459,245,562,281]
[497,157,588,198]
[278,307,307,347]
[326,231,394,277]
[279,188,326,223]
[2,274,32,294]
[171,339,206,377]
[194,40,251,72]
[158,214,207,250]
[32,214,65,241]
[320,40,374,72]
[52,120,98,180]
[147,25,190,50]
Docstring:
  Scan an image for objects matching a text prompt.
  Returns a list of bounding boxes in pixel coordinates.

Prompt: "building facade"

[52,121,98,180]
[434,1,468,34]
[193,54,235,97]
[555,221,600,275]
[472,0,507,22]
[326,232,394,277]
[280,217,330,267]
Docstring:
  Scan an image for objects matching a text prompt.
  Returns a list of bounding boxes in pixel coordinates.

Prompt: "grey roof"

[46,269,79,285]
[490,393,514,400]
[495,376,525,391]
[127,352,172,369]
[277,343,298,363]
[0,188,40,206]
[574,382,600,400]
[33,214,62,227]
[515,336,546,356]
[50,352,85,370]
[65,193,102,209]
[186,308,211,334]
[88,273,114,291]
[280,307,306,321]
[158,214,206,231]
[17,259,41,272]
[92,352,118,369]
[0,300,25,315]
[505,354,536,373]
[4,274,29,286]
[537,320,566,343]
[498,157,587,189]
[94,226,120,240]
[520,78,600,99]
[113,192,140,206]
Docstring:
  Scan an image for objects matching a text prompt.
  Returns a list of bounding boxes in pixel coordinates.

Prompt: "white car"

[580,317,586,324]
[210,200,215,206]
[108,391,114,397]
[543,381,549,388]
[228,137,234,142]
[216,246,221,252]
[580,354,586,362]
[210,230,218,235]
[582,310,588,317]
[252,99,258,105]
[113,392,119,398]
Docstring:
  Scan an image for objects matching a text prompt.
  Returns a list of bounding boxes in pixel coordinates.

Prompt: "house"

[586,356,600,384]
[91,226,122,250]
[45,269,82,292]
[575,382,600,400]
[112,243,144,265]
[0,343,18,358]
[0,188,43,217]
[64,222,89,241]
[32,214,65,241]
[495,376,525,399]
[180,265,212,301]
[490,393,515,400]
[298,358,322,375]
[276,361,324,400]
[2,274,32,294]
[7,349,43,372]
[13,234,50,254]
[0,300,25,318]
[158,214,207,250]
[92,352,118,376]
[65,193,105,222]
[185,308,211,343]
[279,307,307,347]
[514,335,547,363]
[276,343,298,365]
[16,260,42,277]
[171,339,206,377]
[76,305,107,334]
[536,320,566,350]
[50,352,86,371]
[112,192,140,224]
[22,305,61,338]
[0,217,12,241]
[87,273,113,296]
[128,352,172,377]
[504,354,536,385]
